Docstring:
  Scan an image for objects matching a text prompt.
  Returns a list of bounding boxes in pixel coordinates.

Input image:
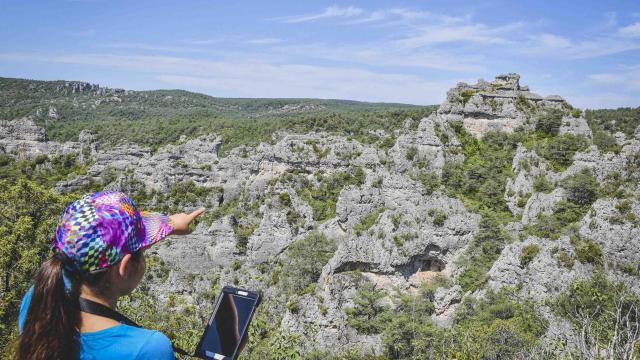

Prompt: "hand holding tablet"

[194,286,261,360]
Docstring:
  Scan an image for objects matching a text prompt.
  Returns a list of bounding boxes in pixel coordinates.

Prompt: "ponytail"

[17,256,81,360]
[17,250,140,359]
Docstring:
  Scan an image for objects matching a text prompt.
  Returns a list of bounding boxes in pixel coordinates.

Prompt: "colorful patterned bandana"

[54,191,173,273]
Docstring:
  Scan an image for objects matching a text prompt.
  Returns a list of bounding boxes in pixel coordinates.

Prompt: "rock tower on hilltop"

[438,73,569,137]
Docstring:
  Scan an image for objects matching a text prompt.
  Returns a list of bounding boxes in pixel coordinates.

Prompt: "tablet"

[194,286,261,360]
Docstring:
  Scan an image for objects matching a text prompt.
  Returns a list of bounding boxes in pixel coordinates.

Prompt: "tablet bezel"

[194,286,261,360]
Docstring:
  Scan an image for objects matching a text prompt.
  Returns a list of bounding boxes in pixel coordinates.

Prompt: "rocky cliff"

[2,74,639,357]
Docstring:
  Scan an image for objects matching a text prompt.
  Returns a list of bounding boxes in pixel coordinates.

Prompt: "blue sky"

[0,0,639,108]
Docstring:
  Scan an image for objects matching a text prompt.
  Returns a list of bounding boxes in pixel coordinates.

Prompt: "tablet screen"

[197,292,257,358]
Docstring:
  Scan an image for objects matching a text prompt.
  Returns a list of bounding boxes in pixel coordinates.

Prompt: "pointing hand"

[169,208,206,235]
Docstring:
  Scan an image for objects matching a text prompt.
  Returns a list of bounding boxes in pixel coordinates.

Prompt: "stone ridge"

[439,73,570,137]
[1,74,639,356]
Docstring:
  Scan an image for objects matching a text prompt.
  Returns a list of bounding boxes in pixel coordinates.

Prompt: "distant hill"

[0,77,435,153]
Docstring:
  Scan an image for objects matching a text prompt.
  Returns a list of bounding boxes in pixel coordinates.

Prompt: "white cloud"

[396,22,522,48]
[0,52,455,104]
[521,33,640,59]
[568,92,639,109]
[618,22,640,38]
[535,33,572,48]
[275,43,484,72]
[247,38,282,45]
[601,12,617,28]
[589,66,640,90]
[274,6,364,24]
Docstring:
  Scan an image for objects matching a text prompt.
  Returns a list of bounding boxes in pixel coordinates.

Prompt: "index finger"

[189,207,206,220]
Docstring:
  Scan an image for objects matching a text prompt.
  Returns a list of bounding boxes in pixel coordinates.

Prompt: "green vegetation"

[533,133,589,171]
[585,107,640,139]
[444,124,519,219]
[570,235,603,265]
[520,244,540,267]
[279,232,336,296]
[562,168,599,206]
[551,247,575,269]
[0,77,435,154]
[525,169,600,240]
[0,153,92,188]
[535,109,563,136]
[554,273,640,358]
[516,95,537,114]
[383,287,546,359]
[410,171,440,195]
[354,208,385,235]
[345,280,390,335]
[459,89,478,105]
[532,175,554,193]
[0,180,75,354]
[405,146,417,161]
[458,213,512,292]
[393,232,418,247]
[295,168,366,222]
[427,208,447,227]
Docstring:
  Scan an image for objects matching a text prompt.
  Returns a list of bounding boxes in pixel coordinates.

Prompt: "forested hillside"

[1,74,639,359]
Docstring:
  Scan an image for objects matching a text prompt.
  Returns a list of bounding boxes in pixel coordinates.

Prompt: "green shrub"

[524,200,588,240]
[535,134,589,171]
[378,135,396,151]
[427,208,447,226]
[458,213,512,292]
[393,232,417,246]
[443,127,518,218]
[535,109,563,136]
[553,248,575,269]
[234,223,257,254]
[561,168,599,206]
[459,89,478,105]
[516,193,531,207]
[0,180,75,353]
[532,175,554,193]
[555,273,640,354]
[570,235,603,265]
[382,288,547,360]
[354,208,385,235]
[297,168,365,222]
[345,281,389,335]
[278,192,292,207]
[279,231,336,295]
[516,95,536,113]
[592,130,621,153]
[411,171,440,195]
[618,263,639,276]
[520,244,540,267]
[405,146,418,161]
[390,213,401,231]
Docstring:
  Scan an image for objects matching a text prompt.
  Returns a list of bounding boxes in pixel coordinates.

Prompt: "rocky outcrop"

[0,117,86,160]
[438,73,567,137]
[4,73,638,356]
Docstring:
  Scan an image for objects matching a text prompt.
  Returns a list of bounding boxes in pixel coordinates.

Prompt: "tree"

[280,231,336,295]
[345,281,389,335]
[562,169,599,206]
[535,109,563,136]
[555,273,640,359]
[0,180,73,356]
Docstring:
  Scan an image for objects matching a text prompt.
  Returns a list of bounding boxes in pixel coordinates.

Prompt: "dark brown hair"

[16,252,142,360]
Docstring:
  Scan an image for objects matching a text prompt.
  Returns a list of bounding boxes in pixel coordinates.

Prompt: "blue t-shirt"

[19,286,175,360]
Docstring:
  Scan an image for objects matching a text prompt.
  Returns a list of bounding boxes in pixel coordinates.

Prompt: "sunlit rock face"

[3,73,640,356]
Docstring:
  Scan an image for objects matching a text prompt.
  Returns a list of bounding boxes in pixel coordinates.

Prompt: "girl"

[17,191,205,359]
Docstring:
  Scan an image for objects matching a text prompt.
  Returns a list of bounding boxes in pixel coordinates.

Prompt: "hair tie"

[52,248,79,273]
